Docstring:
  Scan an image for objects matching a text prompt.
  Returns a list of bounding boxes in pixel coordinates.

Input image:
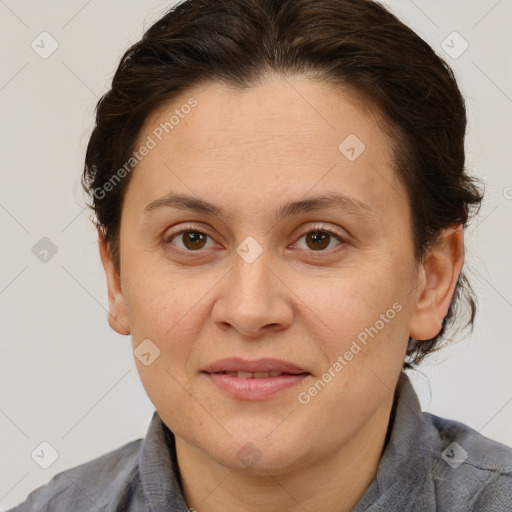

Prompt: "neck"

[175,394,394,512]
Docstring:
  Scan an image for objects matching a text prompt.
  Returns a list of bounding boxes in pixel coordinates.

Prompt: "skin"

[98,75,464,512]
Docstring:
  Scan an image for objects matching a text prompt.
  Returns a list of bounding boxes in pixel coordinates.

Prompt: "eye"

[164,228,217,252]
[163,223,347,254]
[292,224,346,252]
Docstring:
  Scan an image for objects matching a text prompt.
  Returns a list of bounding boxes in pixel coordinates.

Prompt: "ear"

[97,227,131,336]
[409,225,464,341]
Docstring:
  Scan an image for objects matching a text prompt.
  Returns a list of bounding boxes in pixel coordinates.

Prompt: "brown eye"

[166,229,213,251]
[304,231,331,250]
[294,226,345,252]
[182,231,208,250]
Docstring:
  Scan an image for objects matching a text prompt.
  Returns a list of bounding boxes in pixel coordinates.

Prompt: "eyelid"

[163,222,348,253]
[294,223,347,244]
[163,224,219,249]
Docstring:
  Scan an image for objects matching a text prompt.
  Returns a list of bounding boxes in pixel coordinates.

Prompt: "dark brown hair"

[82,0,483,369]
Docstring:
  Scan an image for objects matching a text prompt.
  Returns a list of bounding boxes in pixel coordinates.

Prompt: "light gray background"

[1,0,511,509]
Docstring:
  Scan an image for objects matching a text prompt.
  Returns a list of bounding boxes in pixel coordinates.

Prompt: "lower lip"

[203,372,310,400]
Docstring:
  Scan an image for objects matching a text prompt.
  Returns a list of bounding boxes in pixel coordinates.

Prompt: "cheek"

[292,265,412,388]
[122,261,196,339]
[294,267,400,336]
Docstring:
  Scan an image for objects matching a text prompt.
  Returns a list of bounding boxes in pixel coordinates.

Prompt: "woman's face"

[102,76,434,472]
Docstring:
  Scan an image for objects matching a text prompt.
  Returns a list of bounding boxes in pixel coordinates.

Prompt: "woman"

[10,0,512,510]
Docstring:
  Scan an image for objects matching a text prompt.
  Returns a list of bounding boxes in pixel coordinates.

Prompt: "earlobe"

[409,225,464,341]
[97,227,131,336]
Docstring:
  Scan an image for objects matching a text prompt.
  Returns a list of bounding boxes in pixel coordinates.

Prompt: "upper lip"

[201,357,310,374]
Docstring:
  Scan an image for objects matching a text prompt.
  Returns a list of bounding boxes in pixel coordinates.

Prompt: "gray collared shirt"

[8,373,512,511]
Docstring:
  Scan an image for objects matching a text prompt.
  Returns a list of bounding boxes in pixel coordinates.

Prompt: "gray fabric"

[8,373,512,511]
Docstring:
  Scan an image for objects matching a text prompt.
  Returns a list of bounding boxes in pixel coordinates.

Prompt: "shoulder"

[424,411,512,511]
[7,438,143,512]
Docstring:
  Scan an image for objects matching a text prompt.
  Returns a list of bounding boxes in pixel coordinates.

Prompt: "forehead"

[125,76,406,222]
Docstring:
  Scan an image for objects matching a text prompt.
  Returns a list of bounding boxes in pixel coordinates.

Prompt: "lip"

[201,357,311,400]
[201,357,309,374]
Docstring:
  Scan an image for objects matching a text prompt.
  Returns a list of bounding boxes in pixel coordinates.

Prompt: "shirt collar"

[352,372,437,511]
[138,410,190,511]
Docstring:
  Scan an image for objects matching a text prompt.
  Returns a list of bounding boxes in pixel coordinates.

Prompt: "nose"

[211,249,294,338]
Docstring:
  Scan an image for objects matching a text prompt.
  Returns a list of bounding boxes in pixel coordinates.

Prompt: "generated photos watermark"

[93,97,198,200]
[298,302,403,404]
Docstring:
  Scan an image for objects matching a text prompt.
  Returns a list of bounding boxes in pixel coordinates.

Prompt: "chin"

[202,429,309,473]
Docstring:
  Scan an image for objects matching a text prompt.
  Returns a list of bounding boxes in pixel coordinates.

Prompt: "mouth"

[209,370,308,378]
[201,356,310,375]
[201,357,311,399]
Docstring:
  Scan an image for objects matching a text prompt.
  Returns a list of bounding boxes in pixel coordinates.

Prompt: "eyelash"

[162,223,347,255]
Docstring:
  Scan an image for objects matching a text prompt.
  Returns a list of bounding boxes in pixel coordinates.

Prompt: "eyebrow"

[143,191,372,222]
